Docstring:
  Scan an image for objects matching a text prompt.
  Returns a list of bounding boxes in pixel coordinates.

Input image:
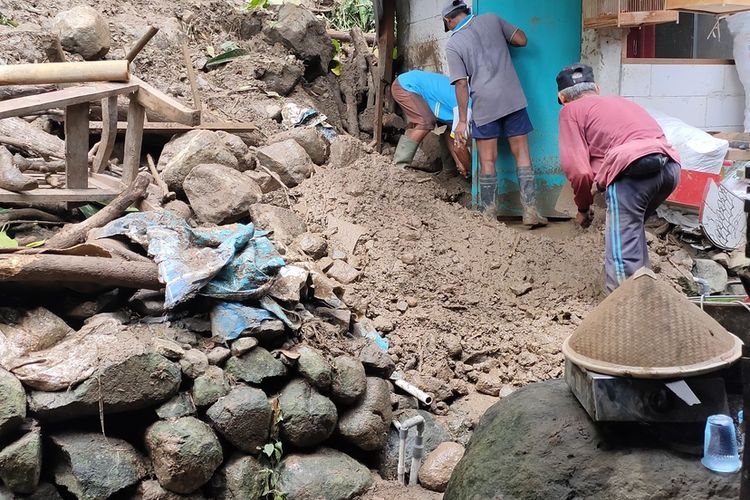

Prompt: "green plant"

[0,12,17,28]
[324,0,374,32]
[330,38,343,76]
[258,402,286,500]
[241,0,299,11]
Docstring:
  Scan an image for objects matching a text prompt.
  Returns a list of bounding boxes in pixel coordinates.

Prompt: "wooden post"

[64,103,90,189]
[373,0,396,152]
[126,26,159,63]
[123,97,146,186]
[181,37,202,114]
[93,96,118,173]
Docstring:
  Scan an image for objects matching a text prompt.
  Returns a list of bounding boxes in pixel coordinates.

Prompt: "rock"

[331,355,367,406]
[359,343,396,377]
[146,417,223,495]
[396,300,409,312]
[328,135,366,168]
[211,454,265,500]
[499,385,516,398]
[244,169,281,194]
[249,204,307,247]
[0,430,41,494]
[379,409,451,480]
[712,252,730,268]
[207,347,231,366]
[152,338,185,361]
[337,377,392,451]
[418,442,465,493]
[445,380,739,499]
[130,290,166,317]
[0,368,25,439]
[0,482,63,500]
[224,347,287,385]
[269,266,309,302]
[184,164,262,224]
[230,337,258,357]
[278,379,338,448]
[693,259,728,295]
[254,319,286,343]
[258,60,304,96]
[206,386,271,453]
[400,253,416,265]
[729,246,750,270]
[326,260,360,285]
[28,353,180,422]
[50,432,147,499]
[331,248,348,261]
[296,232,328,259]
[297,346,333,390]
[179,349,209,379]
[278,448,372,500]
[442,334,463,359]
[160,131,239,192]
[265,4,333,78]
[373,316,394,333]
[475,369,503,397]
[510,283,532,297]
[163,200,193,220]
[255,139,313,188]
[268,128,330,165]
[53,6,110,60]
[192,366,230,408]
[216,131,252,171]
[156,392,197,419]
[136,479,207,499]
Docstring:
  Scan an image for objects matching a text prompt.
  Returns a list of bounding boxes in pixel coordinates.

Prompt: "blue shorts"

[471,108,533,140]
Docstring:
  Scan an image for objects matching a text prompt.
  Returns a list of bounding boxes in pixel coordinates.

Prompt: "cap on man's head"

[442,0,469,18]
[556,63,595,92]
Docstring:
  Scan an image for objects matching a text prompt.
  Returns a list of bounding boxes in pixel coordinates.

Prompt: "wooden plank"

[123,100,146,186]
[618,10,680,26]
[131,76,200,126]
[727,149,750,161]
[0,82,139,119]
[0,187,118,203]
[90,173,126,192]
[93,96,118,173]
[622,57,735,65]
[0,60,129,86]
[665,0,750,14]
[373,0,396,152]
[181,37,202,112]
[88,121,258,135]
[64,103,90,189]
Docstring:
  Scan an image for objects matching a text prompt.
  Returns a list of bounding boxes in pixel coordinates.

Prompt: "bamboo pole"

[0,60,130,86]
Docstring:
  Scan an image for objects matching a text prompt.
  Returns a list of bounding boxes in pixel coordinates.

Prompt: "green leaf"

[78,204,100,219]
[0,231,18,249]
[0,208,9,214]
[330,61,342,76]
[262,443,275,457]
[25,240,45,248]
[206,48,249,69]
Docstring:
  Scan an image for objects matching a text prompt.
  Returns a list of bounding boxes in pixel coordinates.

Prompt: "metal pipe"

[394,378,434,406]
[395,415,426,486]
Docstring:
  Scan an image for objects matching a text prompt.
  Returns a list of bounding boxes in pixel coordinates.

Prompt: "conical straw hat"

[562,269,743,379]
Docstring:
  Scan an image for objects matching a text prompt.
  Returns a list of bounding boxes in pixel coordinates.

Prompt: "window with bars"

[584,0,680,29]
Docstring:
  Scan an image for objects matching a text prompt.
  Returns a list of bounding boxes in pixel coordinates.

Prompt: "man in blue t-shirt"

[392,70,472,175]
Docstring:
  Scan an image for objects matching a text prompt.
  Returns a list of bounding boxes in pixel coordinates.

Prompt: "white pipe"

[395,415,426,486]
[394,378,434,406]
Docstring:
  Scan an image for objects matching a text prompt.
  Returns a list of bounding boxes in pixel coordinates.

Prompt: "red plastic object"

[667,169,722,210]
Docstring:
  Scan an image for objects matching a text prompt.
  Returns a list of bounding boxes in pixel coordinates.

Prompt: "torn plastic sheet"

[260,296,303,330]
[656,206,702,236]
[210,302,275,341]
[93,211,284,308]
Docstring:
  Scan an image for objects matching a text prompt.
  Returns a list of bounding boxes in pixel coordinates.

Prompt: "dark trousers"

[604,161,681,293]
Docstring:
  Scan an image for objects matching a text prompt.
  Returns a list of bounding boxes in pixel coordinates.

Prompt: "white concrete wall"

[621,63,745,132]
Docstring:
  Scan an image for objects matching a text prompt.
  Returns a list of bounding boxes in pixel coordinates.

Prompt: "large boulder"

[278,448,372,500]
[206,386,272,453]
[0,368,25,439]
[268,128,330,165]
[0,482,62,500]
[249,204,307,247]
[136,479,207,499]
[418,442,465,493]
[278,379,338,448]
[146,417,223,495]
[159,131,239,192]
[378,409,451,480]
[258,61,304,96]
[191,366,230,408]
[244,170,281,194]
[331,355,367,406]
[0,430,42,494]
[693,258,729,295]
[216,131,252,171]
[297,346,332,391]
[49,432,147,500]
[184,164,262,224]
[210,454,265,500]
[328,135,366,168]
[359,343,395,377]
[155,393,196,420]
[28,353,180,422]
[445,379,740,499]
[337,377,392,451]
[265,4,333,78]
[224,347,287,385]
[53,6,110,60]
[256,139,314,188]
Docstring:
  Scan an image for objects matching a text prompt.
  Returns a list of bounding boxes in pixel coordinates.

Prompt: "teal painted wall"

[472,0,582,216]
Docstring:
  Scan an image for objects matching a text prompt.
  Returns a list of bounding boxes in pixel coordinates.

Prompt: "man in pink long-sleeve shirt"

[556,63,681,293]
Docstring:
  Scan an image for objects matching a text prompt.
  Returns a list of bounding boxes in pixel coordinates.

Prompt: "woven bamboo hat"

[562,269,742,379]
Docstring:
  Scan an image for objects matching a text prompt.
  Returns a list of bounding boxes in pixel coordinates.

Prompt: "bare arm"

[455,79,470,124]
[510,28,527,47]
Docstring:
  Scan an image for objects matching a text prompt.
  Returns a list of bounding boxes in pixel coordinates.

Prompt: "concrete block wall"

[621,63,745,132]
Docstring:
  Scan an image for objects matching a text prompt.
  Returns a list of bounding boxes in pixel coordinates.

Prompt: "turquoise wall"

[472,0,582,217]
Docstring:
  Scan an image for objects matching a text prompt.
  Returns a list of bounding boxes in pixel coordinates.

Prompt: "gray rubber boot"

[479,174,498,218]
[394,135,420,169]
[0,146,37,193]
[517,166,548,227]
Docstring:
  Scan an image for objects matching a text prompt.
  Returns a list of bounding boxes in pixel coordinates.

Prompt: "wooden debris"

[126,26,159,63]
[0,85,56,101]
[0,117,65,159]
[0,60,130,86]
[146,154,176,203]
[0,146,37,192]
[0,208,62,224]
[181,36,202,112]
[45,172,151,250]
[327,29,376,44]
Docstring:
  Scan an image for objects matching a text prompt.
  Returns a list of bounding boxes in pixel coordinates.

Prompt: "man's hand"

[576,208,594,228]
[454,121,468,148]
[590,182,600,197]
